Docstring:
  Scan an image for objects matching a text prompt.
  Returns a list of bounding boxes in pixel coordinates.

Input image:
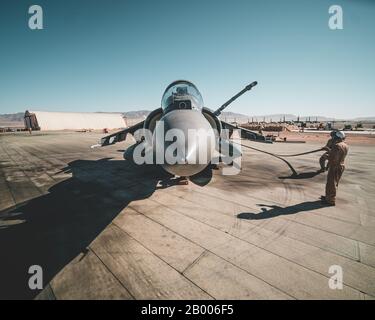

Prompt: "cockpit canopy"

[161,80,204,113]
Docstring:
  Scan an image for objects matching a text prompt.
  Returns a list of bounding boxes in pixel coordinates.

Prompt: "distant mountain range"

[0,112,25,127]
[0,112,24,122]
[121,111,375,122]
[123,110,152,119]
[1,111,374,126]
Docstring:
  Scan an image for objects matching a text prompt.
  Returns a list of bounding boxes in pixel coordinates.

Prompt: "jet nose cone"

[153,110,216,177]
[181,140,198,164]
[163,142,213,177]
[172,144,199,166]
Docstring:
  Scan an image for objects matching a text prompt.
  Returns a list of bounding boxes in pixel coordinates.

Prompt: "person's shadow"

[237,200,325,220]
[0,157,211,300]
[279,170,322,180]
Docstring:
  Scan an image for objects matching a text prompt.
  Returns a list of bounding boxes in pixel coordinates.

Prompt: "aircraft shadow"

[0,157,211,299]
[237,200,326,220]
[190,165,213,187]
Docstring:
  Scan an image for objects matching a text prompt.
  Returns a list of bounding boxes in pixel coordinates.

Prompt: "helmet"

[334,131,346,140]
[330,130,338,138]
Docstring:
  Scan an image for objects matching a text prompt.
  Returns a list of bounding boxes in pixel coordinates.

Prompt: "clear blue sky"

[0,0,374,118]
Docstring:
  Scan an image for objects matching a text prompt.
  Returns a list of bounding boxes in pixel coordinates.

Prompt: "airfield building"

[24,110,127,131]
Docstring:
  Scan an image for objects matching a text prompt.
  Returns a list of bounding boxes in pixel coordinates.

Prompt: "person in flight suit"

[321,131,349,206]
[318,130,337,172]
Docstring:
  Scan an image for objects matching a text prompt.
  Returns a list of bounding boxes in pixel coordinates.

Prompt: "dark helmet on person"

[330,130,338,138]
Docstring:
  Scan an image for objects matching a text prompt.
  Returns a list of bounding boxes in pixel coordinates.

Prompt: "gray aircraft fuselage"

[97,80,260,177]
[152,109,216,177]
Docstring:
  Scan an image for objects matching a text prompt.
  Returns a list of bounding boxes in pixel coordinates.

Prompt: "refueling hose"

[232,142,325,176]
[235,142,324,158]
[241,144,325,158]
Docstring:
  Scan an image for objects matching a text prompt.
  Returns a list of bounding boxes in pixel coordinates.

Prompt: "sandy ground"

[0,131,374,300]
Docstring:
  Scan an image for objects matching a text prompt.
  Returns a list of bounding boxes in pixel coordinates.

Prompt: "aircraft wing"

[221,121,273,144]
[94,120,145,147]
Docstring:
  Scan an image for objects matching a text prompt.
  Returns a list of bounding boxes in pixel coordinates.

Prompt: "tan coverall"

[325,141,349,205]
[319,138,334,170]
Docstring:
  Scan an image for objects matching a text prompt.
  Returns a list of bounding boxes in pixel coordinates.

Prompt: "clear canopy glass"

[161,80,204,112]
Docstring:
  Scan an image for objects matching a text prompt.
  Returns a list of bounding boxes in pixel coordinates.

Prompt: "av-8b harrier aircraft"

[96,80,268,177]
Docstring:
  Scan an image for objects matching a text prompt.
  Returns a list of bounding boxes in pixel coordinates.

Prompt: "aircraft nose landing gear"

[177,176,189,185]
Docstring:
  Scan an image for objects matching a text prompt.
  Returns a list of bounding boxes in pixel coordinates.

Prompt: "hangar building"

[24,110,127,131]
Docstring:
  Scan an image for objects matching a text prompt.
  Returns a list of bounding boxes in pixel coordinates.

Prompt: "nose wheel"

[177,176,189,185]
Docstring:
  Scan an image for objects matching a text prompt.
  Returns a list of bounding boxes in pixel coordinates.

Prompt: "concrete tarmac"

[0,131,374,300]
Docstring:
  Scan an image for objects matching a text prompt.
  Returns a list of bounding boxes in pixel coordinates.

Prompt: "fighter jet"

[95,80,269,177]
